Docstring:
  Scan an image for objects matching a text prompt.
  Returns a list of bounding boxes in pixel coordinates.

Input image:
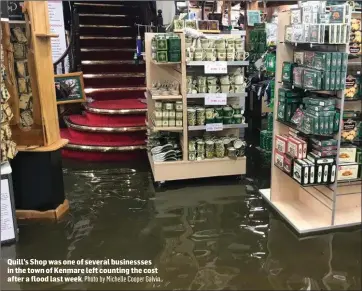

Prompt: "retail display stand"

[260,9,361,234]
[145,32,249,182]
[2,2,69,218]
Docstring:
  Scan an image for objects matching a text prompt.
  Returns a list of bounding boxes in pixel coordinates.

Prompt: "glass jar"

[215,140,225,158]
[205,140,215,159]
[188,140,196,151]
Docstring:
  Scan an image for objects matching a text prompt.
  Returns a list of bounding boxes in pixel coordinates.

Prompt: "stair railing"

[53,2,81,74]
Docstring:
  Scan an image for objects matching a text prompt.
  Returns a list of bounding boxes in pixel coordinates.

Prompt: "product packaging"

[275,134,288,153]
[293,159,309,185]
[339,146,357,163]
[283,154,294,175]
[274,150,284,169]
[304,159,316,184]
[310,138,338,147]
[337,163,359,181]
[287,136,304,159]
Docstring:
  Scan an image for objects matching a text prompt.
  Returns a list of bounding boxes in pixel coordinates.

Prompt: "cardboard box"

[293,159,309,185]
[307,154,335,184]
[275,135,288,153]
[304,159,316,184]
[312,149,338,157]
[310,138,338,147]
[283,154,294,175]
[274,150,284,169]
[293,136,307,159]
[330,71,336,90]
[339,146,357,163]
[337,163,359,181]
[287,137,304,159]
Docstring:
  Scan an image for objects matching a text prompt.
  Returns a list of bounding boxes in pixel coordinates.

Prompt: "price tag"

[206,123,223,132]
[205,93,227,105]
[204,61,228,74]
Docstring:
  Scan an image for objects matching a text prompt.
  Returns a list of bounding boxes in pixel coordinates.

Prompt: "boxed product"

[278,88,303,100]
[293,67,304,88]
[293,159,309,185]
[290,8,302,24]
[293,51,304,65]
[310,138,338,147]
[330,71,336,90]
[331,53,338,71]
[308,24,321,43]
[282,62,294,83]
[312,144,338,152]
[277,102,286,121]
[292,136,307,158]
[291,24,305,42]
[335,70,341,90]
[304,159,316,184]
[337,163,359,181]
[341,119,360,142]
[345,75,359,99]
[303,51,315,67]
[283,154,294,175]
[303,96,335,107]
[339,146,357,163]
[334,111,340,132]
[312,149,338,157]
[303,69,322,90]
[285,26,293,42]
[275,134,288,153]
[341,53,348,71]
[287,136,304,159]
[307,154,335,184]
[323,71,330,90]
[312,52,331,71]
[329,4,348,24]
[274,150,284,169]
[288,127,299,138]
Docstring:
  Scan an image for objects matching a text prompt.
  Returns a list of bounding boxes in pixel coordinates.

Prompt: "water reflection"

[1,164,361,290]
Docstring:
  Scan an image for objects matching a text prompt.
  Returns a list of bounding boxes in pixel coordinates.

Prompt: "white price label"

[205,93,227,105]
[206,123,223,132]
[204,61,228,74]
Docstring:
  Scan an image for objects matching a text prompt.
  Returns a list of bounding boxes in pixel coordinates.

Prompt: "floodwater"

[1,160,361,290]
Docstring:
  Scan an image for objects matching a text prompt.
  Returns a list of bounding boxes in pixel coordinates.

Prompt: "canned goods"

[176,111,183,120]
[154,110,163,119]
[162,119,169,127]
[205,140,215,159]
[196,108,206,126]
[155,102,163,110]
[175,101,183,111]
[189,140,196,151]
[215,140,225,158]
[187,108,196,126]
[162,111,169,119]
[169,111,176,119]
[164,102,174,110]
[169,119,176,127]
[188,151,196,161]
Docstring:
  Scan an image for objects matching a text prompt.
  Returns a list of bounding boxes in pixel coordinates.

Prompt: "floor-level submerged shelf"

[149,153,246,182]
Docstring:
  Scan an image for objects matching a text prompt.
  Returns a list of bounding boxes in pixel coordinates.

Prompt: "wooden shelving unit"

[145,32,248,182]
[260,10,361,234]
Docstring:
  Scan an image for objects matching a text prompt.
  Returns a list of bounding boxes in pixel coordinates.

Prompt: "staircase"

[61,1,151,162]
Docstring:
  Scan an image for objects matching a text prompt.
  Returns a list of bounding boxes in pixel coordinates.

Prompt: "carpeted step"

[79,25,136,37]
[79,13,139,26]
[67,114,146,128]
[87,99,147,110]
[83,73,145,87]
[84,87,146,100]
[63,127,146,144]
[80,36,135,48]
[80,48,135,61]
[61,128,145,146]
[74,2,139,14]
[81,61,145,74]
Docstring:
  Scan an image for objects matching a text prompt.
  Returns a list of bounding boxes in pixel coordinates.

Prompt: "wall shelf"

[187,93,247,98]
[187,61,249,66]
[188,123,248,131]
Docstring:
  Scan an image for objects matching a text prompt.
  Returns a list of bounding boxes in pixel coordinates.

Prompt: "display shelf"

[174,29,221,34]
[187,61,249,66]
[188,123,248,131]
[145,32,247,182]
[148,152,246,182]
[151,59,181,65]
[263,9,361,235]
[148,91,183,100]
[187,93,247,98]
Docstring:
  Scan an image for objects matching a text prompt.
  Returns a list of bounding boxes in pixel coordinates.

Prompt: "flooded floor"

[2,159,361,290]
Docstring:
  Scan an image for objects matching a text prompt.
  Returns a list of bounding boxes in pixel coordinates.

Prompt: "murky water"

[1,160,361,290]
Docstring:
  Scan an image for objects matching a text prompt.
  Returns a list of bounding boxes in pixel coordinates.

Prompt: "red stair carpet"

[61,2,148,161]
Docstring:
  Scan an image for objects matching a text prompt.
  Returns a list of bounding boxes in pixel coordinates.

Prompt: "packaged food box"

[278,88,303,99]
[285,26,293,42]
[337,163,359,181]
[341,119,360,142]
[293,159,309,185]
[335,70,341,90]
[304,51,315,67]
[307,156,335,184]
[294,51,304,65]
[290,8,302,24]
[303,69,322,90]
[331,53,338,71]
[293,67,304,88]
[345,75,359,99]
[292,136,307,159]
[304,159,316,184]
[275,134,288,153]
[303,97,335,107]
[312,144,338,152]
[339,146,357,163]
[283,154,294,175]
[330,71,336,90]
[287,136,304,159]
[312,52,329,71]
[308,24,320,43]
[334,111,340,132]
[310,138,338,147]
[339,72,346,90]
[323,71,330,90]
[301,112,316,134]
[274,150,284,169]
[330,5,347,23]
[312,149,338,157]
[282,62,294,83]
[292,24,305,43]
[341,53,348,71]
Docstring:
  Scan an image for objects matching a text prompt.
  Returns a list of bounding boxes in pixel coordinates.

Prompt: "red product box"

[275,134,288,153]
[283,154,294,175]
[287,137,304,159]
[292,136,307,159]
[274,149,285,170]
